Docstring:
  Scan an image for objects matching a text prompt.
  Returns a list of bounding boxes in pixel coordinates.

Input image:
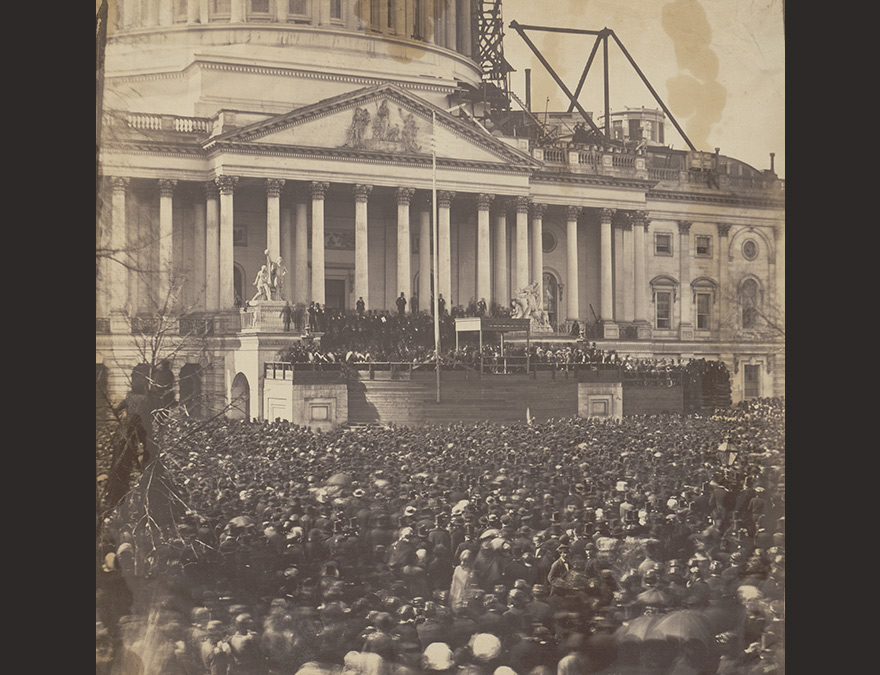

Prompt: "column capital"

[677,220,692,234]
[266,178,286,197]
[110,176,130,193]
[632,210,651,228]
[158,178,178,197]
[515,195,531,214]
[717,222,732,237]
[476,193,495,211]
[215,175,238,194]
[566,205,582,221]
[615,211,633,230]
[438,190,456,208]
[600,207,616,224]
[353,184,374,202]
[396,187,416,205]
[203,180,219,199]
[531,202,547,219]
[310,181,330,200]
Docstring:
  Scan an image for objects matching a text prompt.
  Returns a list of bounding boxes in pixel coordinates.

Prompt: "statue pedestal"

[530,320,554,335]
[241,300,291,333]
[602,321,619,340]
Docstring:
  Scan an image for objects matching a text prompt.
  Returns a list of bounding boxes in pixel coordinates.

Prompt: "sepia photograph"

[96,1,785,673]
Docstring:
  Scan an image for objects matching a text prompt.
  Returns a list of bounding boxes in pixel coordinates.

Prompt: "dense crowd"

[97,397,783,674]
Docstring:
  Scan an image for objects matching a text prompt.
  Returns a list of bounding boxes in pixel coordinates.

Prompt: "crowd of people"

[97,396,783,674]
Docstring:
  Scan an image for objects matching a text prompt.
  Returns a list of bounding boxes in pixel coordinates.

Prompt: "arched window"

[740,278,761,329]
[131,363,151,395]
[234,264,244,307]
[179,364,203,418]
[543,271,558,329]
[96,364,110,414]
[230,372,250,420]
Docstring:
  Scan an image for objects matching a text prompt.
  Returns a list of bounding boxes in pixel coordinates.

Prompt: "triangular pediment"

[208,83,537,167]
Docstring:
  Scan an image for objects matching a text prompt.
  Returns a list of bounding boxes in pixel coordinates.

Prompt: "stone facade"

[96,5,785,418]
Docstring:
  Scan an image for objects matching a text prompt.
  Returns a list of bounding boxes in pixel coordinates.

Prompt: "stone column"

[632,211,650,337]
[230,0,245,23]
[158,179,177,307]
[216,175,238,310]
[424,0,435,43]
[717,223,731,337]
[353,184,373,310]
[109,177,130,317]
[530,202,546,304]
[444,0,457,51]
[187,0,201,24]
[396,188,415,309]
[158,0,173,25]
[144,0,159,26]
[294,195,309,305]
[204,180,220,311]
[619,216,634,323]
[458,0,472,56]
[310,181,329,305]
[193,192,206,311]
[565,205,580,321]
[280,204,293,302]
[678,220,693,340]
[404,0,415,38]
[476,193,493,307]
[419,197,432,314]
[438,190,455,305]
[266,178,285,262]
[493,204,508,310]
[599,208,615,325]
[514,196,530,291]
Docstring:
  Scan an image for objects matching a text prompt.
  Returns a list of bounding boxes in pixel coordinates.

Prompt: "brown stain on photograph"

[661,0,727,151]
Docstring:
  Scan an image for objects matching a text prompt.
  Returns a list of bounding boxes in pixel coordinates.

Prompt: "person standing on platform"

[397,292,407,316]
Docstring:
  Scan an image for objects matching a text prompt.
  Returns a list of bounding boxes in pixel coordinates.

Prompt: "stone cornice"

[205,140,534,174]
[531,172,658,191]
[647,187,784,210]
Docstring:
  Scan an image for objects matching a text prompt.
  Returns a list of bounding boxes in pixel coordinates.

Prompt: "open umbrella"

[652,609,714,645]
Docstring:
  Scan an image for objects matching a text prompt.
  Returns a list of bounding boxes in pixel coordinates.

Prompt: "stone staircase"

[347,371,579,426]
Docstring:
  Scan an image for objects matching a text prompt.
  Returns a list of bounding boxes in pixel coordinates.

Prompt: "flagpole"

[432,110,441,404]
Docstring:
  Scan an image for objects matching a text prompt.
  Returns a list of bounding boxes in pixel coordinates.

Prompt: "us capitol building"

[96,1,784,420]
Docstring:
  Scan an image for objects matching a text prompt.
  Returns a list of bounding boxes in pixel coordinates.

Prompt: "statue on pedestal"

[251,265,272,303]
[511,282,552,331]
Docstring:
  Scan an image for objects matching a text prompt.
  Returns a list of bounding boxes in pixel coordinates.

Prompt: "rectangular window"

[612,120,623,140]
[695,235,712,257]
[289,0,308,15]
[250,0,270,13]
[330,0,342,19]
[696,293,711,329]
[744,364,760,398]
[658,123,664,144]
[213,0,231,14]
[656,291,671,329]
[629,119,642,140]
[655,233,672,256]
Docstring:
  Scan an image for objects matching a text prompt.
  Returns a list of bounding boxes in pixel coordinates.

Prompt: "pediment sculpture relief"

[343,100,421,153]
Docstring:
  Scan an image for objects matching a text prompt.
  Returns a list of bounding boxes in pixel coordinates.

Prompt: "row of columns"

[103,176,759,333]
[118,1,474,57]
[103,176,601,321]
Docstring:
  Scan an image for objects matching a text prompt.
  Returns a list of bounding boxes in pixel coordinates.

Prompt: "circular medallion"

[542,231,557,254]
[742,239,758,261]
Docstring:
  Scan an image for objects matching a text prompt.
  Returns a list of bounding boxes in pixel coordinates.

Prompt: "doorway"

[325,278,347,309]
